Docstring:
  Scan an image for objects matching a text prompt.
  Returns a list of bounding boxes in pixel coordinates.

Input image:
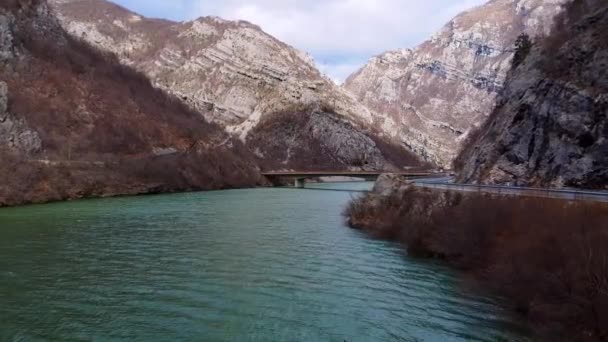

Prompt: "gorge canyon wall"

[49,0,422,171]
[344,0,567,167]
[456,0,608,189]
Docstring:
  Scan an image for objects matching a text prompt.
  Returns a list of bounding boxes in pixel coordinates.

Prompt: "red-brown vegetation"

[346,188,608,341]
[0,146,261,207]
[0,1,261,206]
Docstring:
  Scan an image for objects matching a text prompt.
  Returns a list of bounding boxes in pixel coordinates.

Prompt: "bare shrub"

[346,188,608,340]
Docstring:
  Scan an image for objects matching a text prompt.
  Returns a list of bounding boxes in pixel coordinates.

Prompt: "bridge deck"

[261,171,435,178]
[261,171,608,202]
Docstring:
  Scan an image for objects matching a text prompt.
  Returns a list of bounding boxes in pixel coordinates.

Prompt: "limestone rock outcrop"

[344,0,567,166]
[456,0,608,189]
[247,110,421,171]
[0,18,42,155]
[0,83,43,153]
[49,0,420,169]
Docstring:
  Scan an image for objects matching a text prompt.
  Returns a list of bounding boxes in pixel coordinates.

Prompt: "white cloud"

[112,0,489,80]
[195,0,487,54]
[317,59,367,84]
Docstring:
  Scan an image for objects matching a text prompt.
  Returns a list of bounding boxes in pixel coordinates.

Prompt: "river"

[0,183,531,341]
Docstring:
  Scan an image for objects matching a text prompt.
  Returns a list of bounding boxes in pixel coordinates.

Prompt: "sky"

[110,0,487,83]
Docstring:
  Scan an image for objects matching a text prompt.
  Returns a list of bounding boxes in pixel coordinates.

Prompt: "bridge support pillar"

[294,178,306,188]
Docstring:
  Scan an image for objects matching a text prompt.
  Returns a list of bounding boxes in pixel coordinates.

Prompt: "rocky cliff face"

[0,0,262,206]
[0,81,42,154]
[1,0,57,157]
[344,0,567,167]
[456,0,608,189]
[49,0,421,170]
[247,109,422,171]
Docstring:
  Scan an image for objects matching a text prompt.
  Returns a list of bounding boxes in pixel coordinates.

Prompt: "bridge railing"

[415,182,608,203]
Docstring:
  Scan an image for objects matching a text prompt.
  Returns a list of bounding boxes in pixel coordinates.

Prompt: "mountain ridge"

[0,0,262,206]
[344,0,568,166]
[49,0,422,170]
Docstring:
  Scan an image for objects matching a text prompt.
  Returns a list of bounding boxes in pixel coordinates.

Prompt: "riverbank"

[345,175,608,341]
[0,150,264,208]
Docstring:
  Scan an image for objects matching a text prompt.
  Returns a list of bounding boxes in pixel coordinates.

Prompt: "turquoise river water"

[0,183,531,341]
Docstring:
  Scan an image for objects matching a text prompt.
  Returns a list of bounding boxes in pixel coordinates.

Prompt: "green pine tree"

[511,33,533,70]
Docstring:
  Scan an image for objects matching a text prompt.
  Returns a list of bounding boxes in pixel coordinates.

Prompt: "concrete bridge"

[262,171,608,202]
[262,171,437,188]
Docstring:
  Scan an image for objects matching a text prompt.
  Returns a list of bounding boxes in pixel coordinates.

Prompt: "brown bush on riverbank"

[345,188,608,341]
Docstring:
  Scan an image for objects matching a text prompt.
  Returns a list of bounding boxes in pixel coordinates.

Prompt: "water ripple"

[0,184,532,341]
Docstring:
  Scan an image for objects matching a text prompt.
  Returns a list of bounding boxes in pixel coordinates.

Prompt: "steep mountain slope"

[456,0,608,189]
[49,0,423,170]
[344,0,567,166]
[0,0,261,206]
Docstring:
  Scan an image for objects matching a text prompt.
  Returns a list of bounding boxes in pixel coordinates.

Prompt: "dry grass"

[346,188,608,341]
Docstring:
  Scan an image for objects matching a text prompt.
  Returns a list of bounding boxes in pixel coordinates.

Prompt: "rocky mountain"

[456,0,608,189]
[49,0,422,170]
[344,0,567,167]
[0,0,262,206]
